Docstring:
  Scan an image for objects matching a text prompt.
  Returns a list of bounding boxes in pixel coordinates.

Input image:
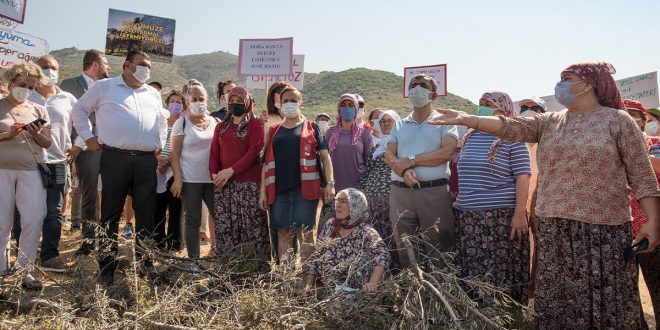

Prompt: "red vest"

[264,120,321,205]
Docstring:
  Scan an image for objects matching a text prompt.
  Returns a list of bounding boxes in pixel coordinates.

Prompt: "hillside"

[49,48,476,117]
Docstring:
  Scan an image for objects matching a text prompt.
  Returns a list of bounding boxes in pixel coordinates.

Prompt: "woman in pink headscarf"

[319,94,373,227]
[454,91,531,304]
[429,62,660,328]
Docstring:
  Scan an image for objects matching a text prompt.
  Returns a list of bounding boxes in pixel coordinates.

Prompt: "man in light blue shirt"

[385,74,458,269]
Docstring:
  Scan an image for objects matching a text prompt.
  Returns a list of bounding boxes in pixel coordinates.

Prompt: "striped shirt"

[161,127,172,158]
[456,131,531,211]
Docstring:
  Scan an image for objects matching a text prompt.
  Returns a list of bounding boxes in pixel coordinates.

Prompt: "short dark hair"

[82,49,105,71]
[148,81,162,91]
[165,90,189,111]
[125,50,151,63]
[409,74,438,92]
[216,80,237,100]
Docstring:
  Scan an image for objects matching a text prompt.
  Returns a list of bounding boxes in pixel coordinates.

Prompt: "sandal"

[21,275,43,291]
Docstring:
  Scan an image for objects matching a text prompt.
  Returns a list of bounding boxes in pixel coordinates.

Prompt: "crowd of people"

[0,49,658,328]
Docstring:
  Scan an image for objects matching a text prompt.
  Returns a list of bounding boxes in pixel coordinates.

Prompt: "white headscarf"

[372,110,401,159]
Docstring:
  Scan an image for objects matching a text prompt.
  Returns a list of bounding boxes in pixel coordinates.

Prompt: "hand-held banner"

[403,64,447,98]
[246,54,304,90]
[237,38,293,77]
[0,27,48,68]
[105,8,176,63]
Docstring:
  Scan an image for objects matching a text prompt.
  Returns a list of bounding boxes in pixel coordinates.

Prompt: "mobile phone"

[21,118,47,130]
[624,238,649,261]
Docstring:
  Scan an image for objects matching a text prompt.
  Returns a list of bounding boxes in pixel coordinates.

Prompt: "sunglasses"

[520,105,544,113]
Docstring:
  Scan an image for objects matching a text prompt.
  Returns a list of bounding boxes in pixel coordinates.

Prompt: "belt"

[102,145,154,156]
[392,178,448,189]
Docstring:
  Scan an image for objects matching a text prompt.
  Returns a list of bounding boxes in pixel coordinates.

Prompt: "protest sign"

[0,27,48,68]
[105,8,176,63]
[403,64,447,97]
[515,71,659,112]
[246,54,304,90]
[238,37,293,76]
[0,0,26,24]
[617,71,659,109]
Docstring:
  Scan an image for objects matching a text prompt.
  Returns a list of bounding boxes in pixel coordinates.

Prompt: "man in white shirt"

[24,55,77,272]
[72,50,166,285]
[60,49,110,254]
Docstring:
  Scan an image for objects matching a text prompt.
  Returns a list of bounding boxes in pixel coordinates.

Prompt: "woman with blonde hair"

[0,61,52,289]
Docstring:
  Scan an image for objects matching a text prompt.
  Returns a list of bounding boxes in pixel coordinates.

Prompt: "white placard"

[246,54,304,90]
[0,27,48,68]
[515,71,659,112]
[0,0,26,24]
[617,72,659,109]
[237,37,293,77]
[403,64,447,97]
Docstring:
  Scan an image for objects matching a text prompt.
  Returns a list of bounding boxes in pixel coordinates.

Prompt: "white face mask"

[409,86,432,108]
[11,86,31,102]
[190,101,207,114]
[281,102,300,119]
[42,68,59,86]
[645,121,659,135]
[317,120,329,132]
[130,64,150,84]
[357,107,365,119]
[520,110,538,118]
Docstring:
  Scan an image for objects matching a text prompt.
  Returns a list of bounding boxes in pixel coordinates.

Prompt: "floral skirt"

[455,208,529,304]
[535,217,641,329]
[213,181,270,272]
[366,194,399,268]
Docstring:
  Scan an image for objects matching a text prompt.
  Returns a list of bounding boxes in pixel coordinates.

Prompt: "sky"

[15,0,660,104]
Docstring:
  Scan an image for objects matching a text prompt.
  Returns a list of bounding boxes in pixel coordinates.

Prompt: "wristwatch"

[327,180,335,188]
[408,155,416,167]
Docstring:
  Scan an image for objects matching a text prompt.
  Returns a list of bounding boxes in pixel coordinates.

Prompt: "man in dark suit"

[60,49,110,256]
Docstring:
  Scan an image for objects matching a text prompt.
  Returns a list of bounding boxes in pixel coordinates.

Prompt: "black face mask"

[229,103,246,116]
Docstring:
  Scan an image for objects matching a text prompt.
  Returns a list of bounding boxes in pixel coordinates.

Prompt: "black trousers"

[98,148,157,270]
[154,177,182,251]
[74,149,101,242]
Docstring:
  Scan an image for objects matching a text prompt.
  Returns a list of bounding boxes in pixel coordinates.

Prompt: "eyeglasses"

[334,198,349,206]
[520,105,544,113]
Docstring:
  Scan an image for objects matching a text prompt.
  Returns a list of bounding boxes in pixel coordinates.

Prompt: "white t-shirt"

[171,116,218,183]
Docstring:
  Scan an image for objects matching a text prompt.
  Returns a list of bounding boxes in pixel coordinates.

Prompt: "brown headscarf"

[561,62,624,110]
[217,86,255,139]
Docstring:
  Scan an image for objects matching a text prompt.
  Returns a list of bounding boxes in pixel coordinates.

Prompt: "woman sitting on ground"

[304,188,390,296]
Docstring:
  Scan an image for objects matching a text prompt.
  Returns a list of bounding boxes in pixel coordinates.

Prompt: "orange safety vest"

[264,120,321,205]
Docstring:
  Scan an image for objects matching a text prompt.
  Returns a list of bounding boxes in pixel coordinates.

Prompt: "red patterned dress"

[630,135,660,237]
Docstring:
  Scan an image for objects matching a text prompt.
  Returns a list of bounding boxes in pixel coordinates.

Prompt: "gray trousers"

[181,182,216,259]
[389,184,455,269]
[74,149,101,241]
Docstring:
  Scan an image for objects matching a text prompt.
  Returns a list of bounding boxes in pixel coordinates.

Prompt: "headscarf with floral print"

[561,62,624,110]
[328,93,365,151]
[217,86,255,139]
[464,91,516,163]
[331,188,370,236]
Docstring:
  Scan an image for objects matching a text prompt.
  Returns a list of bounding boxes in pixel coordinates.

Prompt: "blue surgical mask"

[476,105,495,116]
[339,107,356,122]
[554,80,586,108]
